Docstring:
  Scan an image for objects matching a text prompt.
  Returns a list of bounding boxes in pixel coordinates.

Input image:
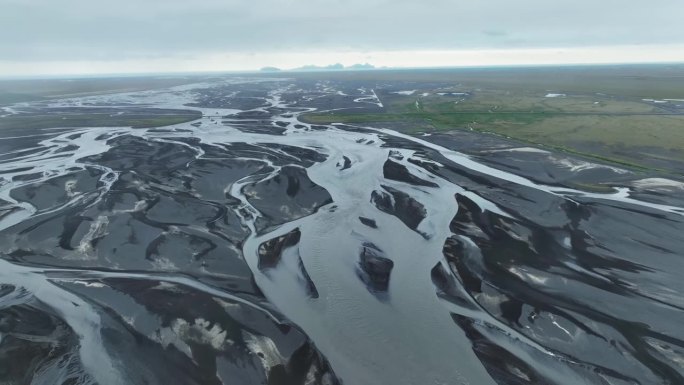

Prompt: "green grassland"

[288,64,684,99]
[302,66,684,173]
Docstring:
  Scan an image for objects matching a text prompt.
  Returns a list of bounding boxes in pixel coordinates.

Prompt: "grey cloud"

[483,30,509,37]
[0,0,682,61]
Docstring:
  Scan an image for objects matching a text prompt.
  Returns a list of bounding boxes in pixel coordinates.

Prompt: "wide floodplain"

[0,66,683,385]
[302,65,684,173]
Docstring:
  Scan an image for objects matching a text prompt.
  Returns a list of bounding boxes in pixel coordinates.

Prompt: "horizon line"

[3,44,684,79]
[1,60,683,81]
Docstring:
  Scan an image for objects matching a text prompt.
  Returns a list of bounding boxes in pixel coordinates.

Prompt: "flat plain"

[1,67,684,385]
[301,65,684,173]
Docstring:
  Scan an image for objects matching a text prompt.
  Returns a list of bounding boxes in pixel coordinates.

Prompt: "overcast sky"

[1,0,683,75]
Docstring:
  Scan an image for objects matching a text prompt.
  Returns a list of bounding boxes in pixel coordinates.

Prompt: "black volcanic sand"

[418,131,635,184]
[1,76,684,385]
[371,185,428,238]
[437,192,684,384]
[356,242,394,294]
[244,166,332,233]
[0,273,337,385]
[0,123,340,383]
[188,85,272,110]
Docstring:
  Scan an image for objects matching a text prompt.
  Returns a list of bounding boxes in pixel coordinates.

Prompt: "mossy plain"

[301,65,684,173]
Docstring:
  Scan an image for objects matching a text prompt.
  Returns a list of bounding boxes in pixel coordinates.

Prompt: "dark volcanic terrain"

[1,76,684,385]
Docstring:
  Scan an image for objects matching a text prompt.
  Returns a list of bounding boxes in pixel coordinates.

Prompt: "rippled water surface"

[1,78,684,384]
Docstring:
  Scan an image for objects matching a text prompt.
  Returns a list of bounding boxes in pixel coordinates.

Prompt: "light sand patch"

[633,178,684,190]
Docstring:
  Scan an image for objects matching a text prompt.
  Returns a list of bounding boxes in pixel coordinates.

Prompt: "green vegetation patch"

[303,111,550,132]
[302,87,684,173]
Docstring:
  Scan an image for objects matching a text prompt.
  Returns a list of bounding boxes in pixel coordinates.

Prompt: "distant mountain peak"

[260,66,282,72]
[290,63,376,71]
